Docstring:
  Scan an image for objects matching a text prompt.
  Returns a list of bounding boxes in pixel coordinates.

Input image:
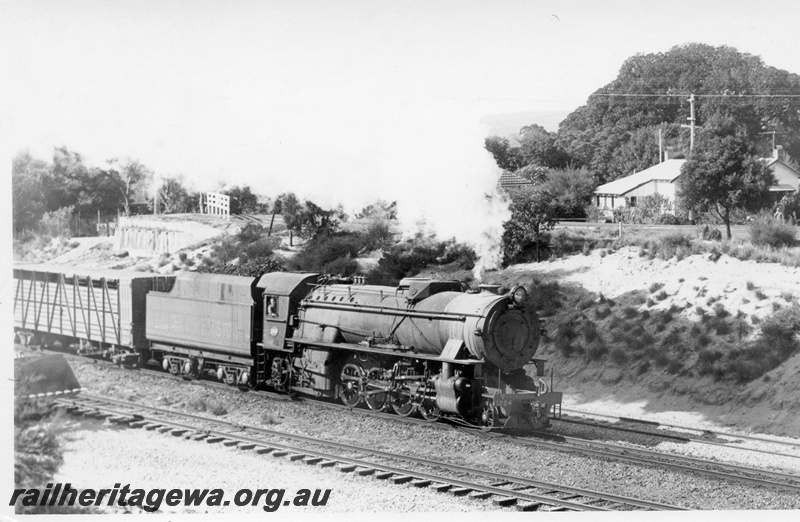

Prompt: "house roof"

[499,171,531,187]
[594,159,686,196]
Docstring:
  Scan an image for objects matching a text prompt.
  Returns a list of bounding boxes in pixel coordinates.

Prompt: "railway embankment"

[490,246,800,437]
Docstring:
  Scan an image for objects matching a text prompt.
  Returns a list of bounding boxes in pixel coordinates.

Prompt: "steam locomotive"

[13,266,561,430]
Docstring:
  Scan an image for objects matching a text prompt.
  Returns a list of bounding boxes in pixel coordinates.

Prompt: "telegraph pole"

[680,94,696,151]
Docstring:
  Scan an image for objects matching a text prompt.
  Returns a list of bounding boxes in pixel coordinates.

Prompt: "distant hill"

[480,110,569,141]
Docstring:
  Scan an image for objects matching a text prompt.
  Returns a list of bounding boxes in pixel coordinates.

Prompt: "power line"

[590,93,800,98]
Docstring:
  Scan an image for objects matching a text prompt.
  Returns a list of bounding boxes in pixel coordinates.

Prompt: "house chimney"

[774,145,784,161]
[664,149,670,161]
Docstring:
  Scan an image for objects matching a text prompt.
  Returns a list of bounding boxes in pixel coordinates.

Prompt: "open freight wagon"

[13,265,175,364]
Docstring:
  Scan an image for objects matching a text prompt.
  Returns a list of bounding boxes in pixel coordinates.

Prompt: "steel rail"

[61,394,681,512]
[512,430,800,493]
[555,416,800,462]
[561,407,800,451]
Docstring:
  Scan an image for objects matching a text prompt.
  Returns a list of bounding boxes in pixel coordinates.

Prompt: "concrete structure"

[201,192,230,219]
[115,217,220,254]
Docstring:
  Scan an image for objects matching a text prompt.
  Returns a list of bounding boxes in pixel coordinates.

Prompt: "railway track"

[29,346,800,496]
[54,393,681,512]
[559,407,800,452]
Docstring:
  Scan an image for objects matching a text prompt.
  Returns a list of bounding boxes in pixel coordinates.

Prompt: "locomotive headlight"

[510,285,527,306]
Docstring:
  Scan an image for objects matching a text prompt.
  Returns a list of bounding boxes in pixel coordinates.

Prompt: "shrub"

[755,290,768,300]
[609,347,629,365]
[713,303,729,318]
[721,305,800,382]
[585,343,608,361]
[527,280,563,317]
[666,359,683,374]
[650,349,669,368]
[648,282,665,293]
[595,306,613,320]
[698,224,722,241]
[237,222,267,244]
[290,233,363,272]
[658,214,682,225]
[362,219,394,251]
[621,306,639,319]
[581,321,600,343]
[746,281,755,291]
[749,215,797,248]
[324,256,359,276]
[241,237,280,263]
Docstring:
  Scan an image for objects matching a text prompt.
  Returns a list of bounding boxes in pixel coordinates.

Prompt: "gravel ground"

[560,397,800,475]
[58,359,800,511]
[55,418,500,514]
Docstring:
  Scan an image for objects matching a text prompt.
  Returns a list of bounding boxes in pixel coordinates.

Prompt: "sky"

[3,0,800,259]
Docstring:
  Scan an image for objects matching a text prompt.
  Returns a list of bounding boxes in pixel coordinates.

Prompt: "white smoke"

[208,99,513,279]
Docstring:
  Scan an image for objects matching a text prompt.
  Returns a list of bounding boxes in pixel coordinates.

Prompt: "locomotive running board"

[294,339,483,365]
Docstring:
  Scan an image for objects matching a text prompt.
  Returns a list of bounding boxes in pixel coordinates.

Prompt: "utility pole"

[680,94,696,151]
[758,130,781,150]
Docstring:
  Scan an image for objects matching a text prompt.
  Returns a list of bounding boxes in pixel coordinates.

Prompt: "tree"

[678,118,774,239]
[223,185,262,214]
[502,184,559,264]
[484,136,525,171]
[44,147,89,213]
[157,176,193,214]
[518,124,570,169]
[557,43,800,183]
[544,167,597,218]
[104,158,153,216]
[12,152,48,234]
[355,200,397,220]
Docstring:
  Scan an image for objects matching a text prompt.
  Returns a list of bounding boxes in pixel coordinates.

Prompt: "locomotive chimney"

[478,283,501,294]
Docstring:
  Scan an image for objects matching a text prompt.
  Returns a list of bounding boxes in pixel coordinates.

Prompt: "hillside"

[486,247,800,436]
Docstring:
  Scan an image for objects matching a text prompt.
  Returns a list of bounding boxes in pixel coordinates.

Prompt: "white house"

[593,159,686,211]
[593,147,800,216]
[764,146,800,197]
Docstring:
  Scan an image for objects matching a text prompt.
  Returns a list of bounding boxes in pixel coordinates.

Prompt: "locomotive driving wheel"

[364,367,390,412]
[390,384,416,416]
[339,363,364,408]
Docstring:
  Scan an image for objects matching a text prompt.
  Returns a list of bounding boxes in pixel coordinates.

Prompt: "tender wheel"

[364,367,390,412]
[339,363,363,408]
[390,385,416,416]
